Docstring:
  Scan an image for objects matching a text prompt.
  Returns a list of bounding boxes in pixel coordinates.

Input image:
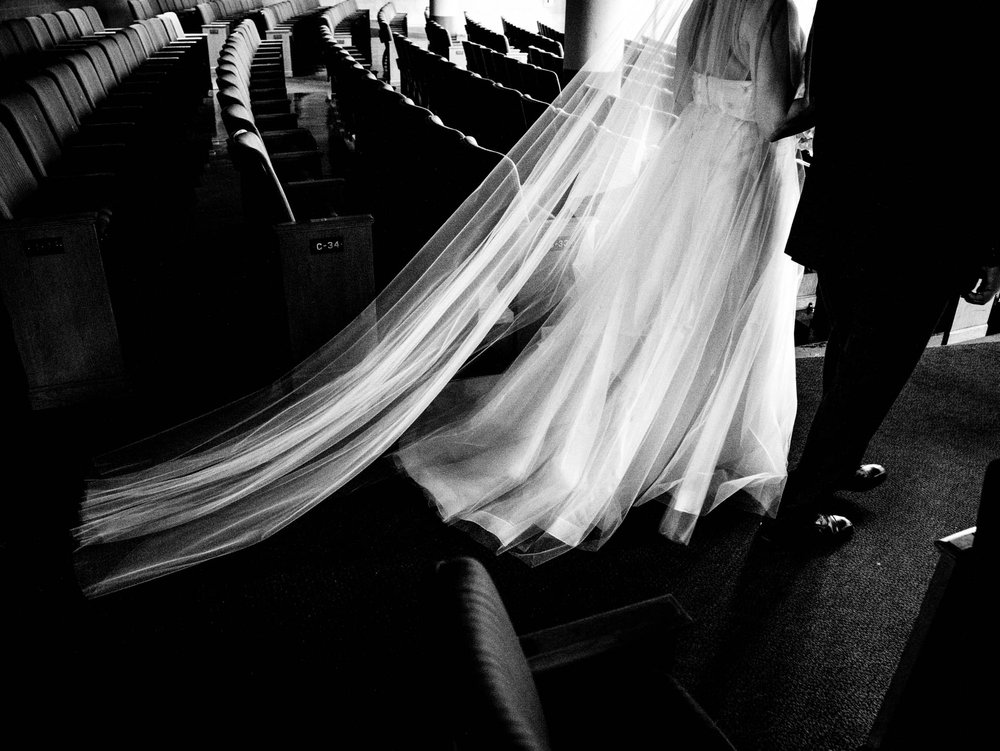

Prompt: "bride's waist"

[690,74,755,120]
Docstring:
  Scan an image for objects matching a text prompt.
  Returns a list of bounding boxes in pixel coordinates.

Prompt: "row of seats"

[1,6,116,88]
[425,19,451,60]
[217,21,322,183]
[323,27,514,289]
[392,33,548,156]
[319,0,373,68]
[461,15,567,82]
[219,17,375,361]
[527,44,564,78]
[254,0,369,77]
[536,20,564,46]
[376,2,408,39]
[501,16,563,57]
[462,39,561,104]
[194,0,262,26]
[0,10,214,408]
[128,0,211,33]
[463,14,509,55]
[376,2,407,79]
[193,0,268,73]
[129,0,201,19]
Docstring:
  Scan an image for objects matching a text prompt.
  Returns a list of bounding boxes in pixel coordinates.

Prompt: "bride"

[75,0,809,595]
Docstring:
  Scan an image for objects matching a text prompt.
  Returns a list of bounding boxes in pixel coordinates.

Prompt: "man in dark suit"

[765,1,999,541]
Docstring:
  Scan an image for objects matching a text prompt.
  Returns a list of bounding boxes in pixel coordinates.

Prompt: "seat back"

[426,18,450,59]
[128,0,153,21]
[0,22,23,60]
[157,11,187,40]
[61,52,111,110]
[107,32,142,73]
[76,43,122,90]
[69,8,96,36]
[228,128,296,224]
[128,22,157,56]
[537,21,562,44]
[84,7,107,33]
[0,90,64,179]
[23,73,83,139]
[435,557,551,751]
[92,37,132,84]
[44,61,98,123]
[55,10,83,39]
[219,99,257,135]
[5,18,41,56]
[40,14,69,45]
[24,17,55,50]
[0,120,41,220]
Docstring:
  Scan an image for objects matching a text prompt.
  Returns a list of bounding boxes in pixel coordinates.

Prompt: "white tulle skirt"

[397,92,802,562]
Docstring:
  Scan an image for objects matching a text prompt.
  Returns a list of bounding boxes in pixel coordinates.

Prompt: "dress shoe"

[837,464,887,492]
[758,511,854,546]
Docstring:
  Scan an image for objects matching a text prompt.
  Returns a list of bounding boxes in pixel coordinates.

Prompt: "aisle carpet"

[5,339,996,749]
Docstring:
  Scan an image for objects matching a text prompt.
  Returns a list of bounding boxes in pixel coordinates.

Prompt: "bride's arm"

[752,0,803,138]
[671,0,703,114]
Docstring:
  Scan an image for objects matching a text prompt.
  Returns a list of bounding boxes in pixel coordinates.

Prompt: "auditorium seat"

[536,21,565,46]
[39,13,70,45]
[0,119,126,409]
[0,90,130,181]
[433,557,738,750]
[425,19,451,60]
[227,128,374,360]
[221,100,321,180]
[502,16,563,57]
[528,44,564,71]
[376,2,406,82]
[464,14,509,54]
[318,0,370,65]
[23,68,196,188]
[84,6,116,34]
[217,20,329,175]
[254,0,364,77]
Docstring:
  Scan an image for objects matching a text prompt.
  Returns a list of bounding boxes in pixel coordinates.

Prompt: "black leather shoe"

[758,512,854,545]
[837,464,887,492]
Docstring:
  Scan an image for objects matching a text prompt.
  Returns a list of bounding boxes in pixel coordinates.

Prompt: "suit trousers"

[783,259,958,511]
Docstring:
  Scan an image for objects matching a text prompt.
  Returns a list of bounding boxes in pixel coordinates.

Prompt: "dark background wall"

[0,1,131,25]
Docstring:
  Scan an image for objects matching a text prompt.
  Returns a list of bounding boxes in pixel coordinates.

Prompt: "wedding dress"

[396,0,804,561]
[75,0,807,596]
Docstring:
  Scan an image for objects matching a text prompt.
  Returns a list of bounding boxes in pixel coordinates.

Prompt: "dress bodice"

[691,72,755,122]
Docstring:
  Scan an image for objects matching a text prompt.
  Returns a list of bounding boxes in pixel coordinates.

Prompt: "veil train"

[75,0,808,597]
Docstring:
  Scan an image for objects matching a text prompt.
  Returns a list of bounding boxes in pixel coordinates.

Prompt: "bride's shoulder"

[739,0,801,46]
[741,0,797,26]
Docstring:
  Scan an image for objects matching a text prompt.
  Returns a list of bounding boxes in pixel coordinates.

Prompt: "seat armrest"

[520,593,691,673]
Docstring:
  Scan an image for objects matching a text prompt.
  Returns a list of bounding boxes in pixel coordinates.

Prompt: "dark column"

[563,0,626,77]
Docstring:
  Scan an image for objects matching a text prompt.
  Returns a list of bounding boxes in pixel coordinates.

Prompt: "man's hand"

[769,98,815,142]
[962,265,1000,305]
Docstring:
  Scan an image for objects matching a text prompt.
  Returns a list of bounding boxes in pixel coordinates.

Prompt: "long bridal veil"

[76,0,809,597]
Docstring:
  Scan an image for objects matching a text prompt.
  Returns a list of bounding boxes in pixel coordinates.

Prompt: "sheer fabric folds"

[76,0,808,596]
